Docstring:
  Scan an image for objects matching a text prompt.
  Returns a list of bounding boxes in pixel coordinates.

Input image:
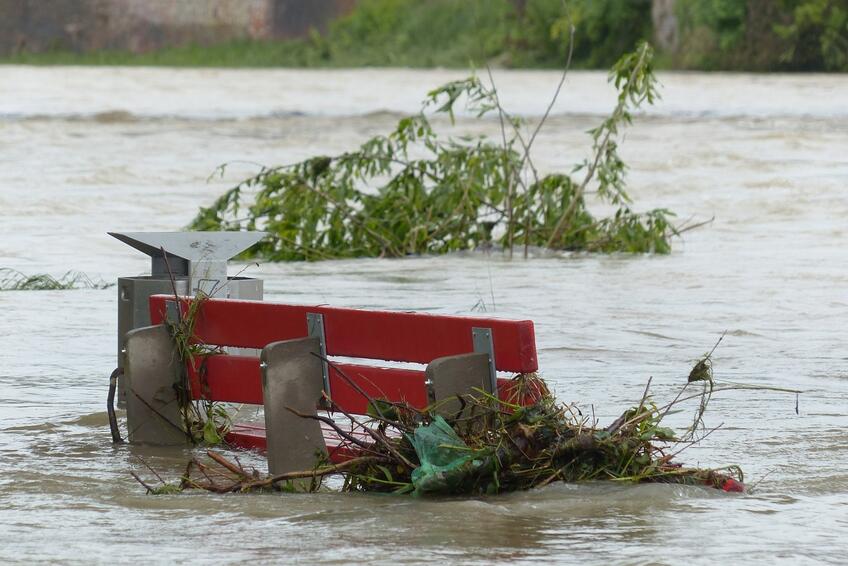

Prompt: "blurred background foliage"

[3,0,846,71]
[316,0,848,71]
[307,0,656,69]
[675,0,848,70]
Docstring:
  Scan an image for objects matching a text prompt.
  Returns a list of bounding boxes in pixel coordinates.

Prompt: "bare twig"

[133,455,166,485]
[547,42,651,248]
[482,0,575,258]
[675,215,715,235]
[130,471,156,493]
[285,406,378,453]
[256,456,391,488]
[207,450,251,479]
[668,422,724,459]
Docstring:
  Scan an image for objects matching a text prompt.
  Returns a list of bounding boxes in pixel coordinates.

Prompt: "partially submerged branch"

[190,41,688,261]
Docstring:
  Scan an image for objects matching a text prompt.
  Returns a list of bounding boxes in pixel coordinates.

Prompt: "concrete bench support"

[124,324,188,445]
[261,337,328,485]
[426,352,492,418]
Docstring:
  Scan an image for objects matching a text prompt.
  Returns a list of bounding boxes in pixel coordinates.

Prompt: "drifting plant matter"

[0,268,112,291]
[163,292,233,445]
[132,346,801,497]
[190,42,680,261]
[135,373,745,496]
[157,253,233,446]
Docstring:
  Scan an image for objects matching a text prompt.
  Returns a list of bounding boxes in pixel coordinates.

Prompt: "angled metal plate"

[108,231,267,263]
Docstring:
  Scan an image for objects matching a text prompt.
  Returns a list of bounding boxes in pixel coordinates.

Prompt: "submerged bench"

[123,294,538,476]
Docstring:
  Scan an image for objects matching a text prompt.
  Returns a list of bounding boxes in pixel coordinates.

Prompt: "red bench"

[124,294,538,475]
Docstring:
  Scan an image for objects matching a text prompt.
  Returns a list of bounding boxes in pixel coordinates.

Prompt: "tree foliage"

[775,0,848,70]
[514,0,654,68]
[6,0,847,71]
[675,0,848,70]
[190,43,677,261]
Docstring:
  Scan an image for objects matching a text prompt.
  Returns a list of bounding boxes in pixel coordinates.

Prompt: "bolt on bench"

[123,294,539,477]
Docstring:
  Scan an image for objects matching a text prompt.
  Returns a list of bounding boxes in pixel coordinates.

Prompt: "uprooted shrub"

[133,360,752,497]
[130,333,804,497]
[189,42,679,260]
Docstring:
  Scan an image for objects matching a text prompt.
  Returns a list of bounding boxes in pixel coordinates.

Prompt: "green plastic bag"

[408,416,488,495]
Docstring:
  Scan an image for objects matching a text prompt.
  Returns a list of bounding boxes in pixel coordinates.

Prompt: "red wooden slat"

[226,376,521,461]
[187,354,429,411]
[226,423,265,451]
[150,295,538,373]
[327,364,428,413]
[226,422,361,463]
[188,355,262,404]
[191,355,518,410]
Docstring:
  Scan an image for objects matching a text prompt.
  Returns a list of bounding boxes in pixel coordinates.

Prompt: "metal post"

[261,337,328,487]
[111,231,267,405]
[165,299,180,324]
[306,312,331,398]
[425,353,491,417]
[472,327,498,393]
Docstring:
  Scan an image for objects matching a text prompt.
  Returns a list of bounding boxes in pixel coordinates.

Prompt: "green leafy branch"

[190,42,681,261]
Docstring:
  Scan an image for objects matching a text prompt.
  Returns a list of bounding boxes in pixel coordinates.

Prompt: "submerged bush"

[190,43,677,261]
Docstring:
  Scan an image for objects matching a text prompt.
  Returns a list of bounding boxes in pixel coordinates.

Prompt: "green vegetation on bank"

[676,0,848,71]
[2,0,846,71]
[2,0,643,69]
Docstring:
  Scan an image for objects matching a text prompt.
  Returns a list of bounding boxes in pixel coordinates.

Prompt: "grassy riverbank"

[1,39,325,68]
[3,0,846,71]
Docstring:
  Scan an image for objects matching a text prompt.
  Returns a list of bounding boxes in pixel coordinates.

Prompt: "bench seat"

[122,295,540,476]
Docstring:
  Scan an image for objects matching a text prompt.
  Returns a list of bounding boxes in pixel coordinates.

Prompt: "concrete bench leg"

[425,352,492,418]
[124,324,188,445]
[261,337,328,488]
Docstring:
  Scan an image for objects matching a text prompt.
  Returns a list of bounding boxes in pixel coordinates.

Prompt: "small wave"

[91,110,138,123]
[66,411,117,427]
[0,110,226,123]
[727,329,767,338]
[0,109,351,123]
[624,329,681,341]
[3,422,60,432]
[2,107,847,124]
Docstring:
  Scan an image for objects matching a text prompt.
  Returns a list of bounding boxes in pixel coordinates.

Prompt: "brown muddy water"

[0,67,846,564]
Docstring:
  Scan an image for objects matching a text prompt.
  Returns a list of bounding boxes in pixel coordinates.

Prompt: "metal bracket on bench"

[306,312,331,398]
[165,299,180,324]
[472,327,498,393]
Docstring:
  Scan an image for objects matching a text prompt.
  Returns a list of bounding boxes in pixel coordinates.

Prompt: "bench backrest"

[149,294,538,414]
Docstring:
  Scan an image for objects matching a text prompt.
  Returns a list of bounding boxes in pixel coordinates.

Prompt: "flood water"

[0,67,846,564]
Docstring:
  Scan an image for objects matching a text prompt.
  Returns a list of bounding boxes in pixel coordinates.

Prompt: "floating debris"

[0,268,112,291]
[134,368,759,497]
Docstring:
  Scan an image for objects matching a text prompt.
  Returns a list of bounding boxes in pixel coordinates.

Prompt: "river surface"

[0,67,846,564]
